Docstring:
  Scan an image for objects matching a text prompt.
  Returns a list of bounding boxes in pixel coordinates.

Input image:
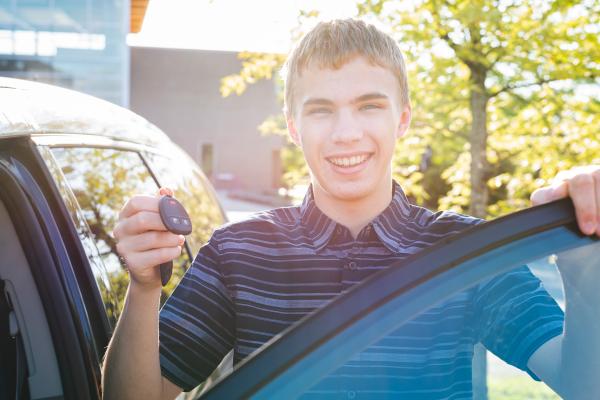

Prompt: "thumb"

[531,181,568,206]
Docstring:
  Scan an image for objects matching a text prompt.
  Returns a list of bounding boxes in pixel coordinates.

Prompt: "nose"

[331,108,363,143]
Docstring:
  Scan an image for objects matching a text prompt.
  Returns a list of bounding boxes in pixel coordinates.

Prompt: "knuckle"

[128,197,141,213]
[168,233,180,245]
[570,173,593,189]
[112,225,121,240]
[161,247,175,260]
[579,212,595,225]
[136,212,149,230]
[175,245,182,256]
[117,200,129,219]
[115,241,124,256]
[152,231,163,244]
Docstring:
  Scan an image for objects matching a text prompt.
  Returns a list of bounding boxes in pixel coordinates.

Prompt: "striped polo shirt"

[159,181,564,397]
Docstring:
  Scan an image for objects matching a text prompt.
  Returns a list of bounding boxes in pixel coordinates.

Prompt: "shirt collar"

[299,185,338,252]
[299,180,413,253]
[371,180,413,252]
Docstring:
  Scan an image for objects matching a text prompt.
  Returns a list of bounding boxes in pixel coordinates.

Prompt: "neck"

[312,178,394,239]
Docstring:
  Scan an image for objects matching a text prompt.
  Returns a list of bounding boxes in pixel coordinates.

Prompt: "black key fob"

[158,195,192,286]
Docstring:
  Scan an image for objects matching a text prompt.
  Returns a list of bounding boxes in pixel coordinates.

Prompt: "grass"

[488,377,560,400]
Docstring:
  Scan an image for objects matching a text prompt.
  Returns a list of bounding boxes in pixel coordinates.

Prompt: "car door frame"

[0,137,100,399]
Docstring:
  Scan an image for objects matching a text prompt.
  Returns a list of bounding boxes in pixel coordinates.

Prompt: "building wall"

[130,46,285,193]
[0,0,129,106]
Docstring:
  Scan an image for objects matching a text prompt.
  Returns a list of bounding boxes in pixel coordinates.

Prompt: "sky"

[127,0,359,53]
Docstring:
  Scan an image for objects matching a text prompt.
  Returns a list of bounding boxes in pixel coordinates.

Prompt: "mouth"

[326,153,372,169]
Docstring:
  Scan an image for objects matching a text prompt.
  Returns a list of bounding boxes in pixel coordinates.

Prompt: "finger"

[114,211,165,240]
[567,173,598,235]
[531,181,568,206]
[127,246,183,271]
[117,210,169,237]
[117,231,184,254]
[157,187,174,197]
[118,195,160,219]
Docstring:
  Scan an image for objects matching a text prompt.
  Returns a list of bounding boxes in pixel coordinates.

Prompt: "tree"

[220,0,599,219]
[361,0,599,218]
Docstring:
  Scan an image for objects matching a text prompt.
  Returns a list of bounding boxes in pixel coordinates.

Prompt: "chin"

[318,179,376,202]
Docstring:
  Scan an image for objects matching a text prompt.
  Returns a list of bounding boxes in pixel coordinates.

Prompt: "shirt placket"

[339,226,363,292]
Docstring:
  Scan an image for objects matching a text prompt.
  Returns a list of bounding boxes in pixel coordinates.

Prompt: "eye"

[306,107,332,115]
[360,103,383,111]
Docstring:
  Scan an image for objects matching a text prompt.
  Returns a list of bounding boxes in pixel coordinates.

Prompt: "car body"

[0,78,226,399]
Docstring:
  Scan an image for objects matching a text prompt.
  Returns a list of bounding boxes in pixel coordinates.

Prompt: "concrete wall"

[130,46,285,192]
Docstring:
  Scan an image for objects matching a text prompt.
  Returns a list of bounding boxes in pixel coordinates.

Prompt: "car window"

[39,146,120,327]
[201,200,598,400]
[47,147,192,320]
[484,256,564,399]
[142,151,225,257]
[290,260,566,399]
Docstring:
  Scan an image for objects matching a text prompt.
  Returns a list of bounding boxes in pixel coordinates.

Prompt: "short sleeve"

[159,233,235,391]
[473,265,564,380]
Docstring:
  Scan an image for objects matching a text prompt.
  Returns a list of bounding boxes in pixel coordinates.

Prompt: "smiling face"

[287,56,411,207]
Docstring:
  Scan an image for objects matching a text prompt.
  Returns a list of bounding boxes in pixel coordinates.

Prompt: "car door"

[0,137,100,399]
[198,198,598,399]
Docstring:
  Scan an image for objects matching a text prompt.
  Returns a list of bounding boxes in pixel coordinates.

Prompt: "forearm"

[528,244,600,398]
[557,275,600,398]
[102,283,165,400]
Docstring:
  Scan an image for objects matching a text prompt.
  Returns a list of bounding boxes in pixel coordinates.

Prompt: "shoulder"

[211,205,303,244]
[408,205,484,236]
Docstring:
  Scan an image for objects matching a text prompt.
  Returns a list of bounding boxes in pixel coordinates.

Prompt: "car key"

[158,194,193,286]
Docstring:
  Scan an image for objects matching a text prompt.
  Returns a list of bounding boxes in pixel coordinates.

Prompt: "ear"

[395,104,412,140]
[286,113,301,147]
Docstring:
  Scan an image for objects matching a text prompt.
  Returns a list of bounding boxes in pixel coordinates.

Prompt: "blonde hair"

[284,18,410,116]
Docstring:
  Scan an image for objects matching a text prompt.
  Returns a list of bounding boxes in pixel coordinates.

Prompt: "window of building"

[201,143,214,180]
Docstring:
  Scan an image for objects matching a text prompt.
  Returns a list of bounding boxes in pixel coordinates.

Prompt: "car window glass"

[142,151,225,257]
[39,145,119,327]
[211,227,599,400]
[300,263,564,400]
[484,256,564,400]
[48,147,191,316]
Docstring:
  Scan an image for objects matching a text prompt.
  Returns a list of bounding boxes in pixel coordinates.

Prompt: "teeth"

[329,154,369,167]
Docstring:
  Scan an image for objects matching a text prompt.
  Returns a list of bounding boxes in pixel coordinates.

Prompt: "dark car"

[0,78,226,399]
[1,78,597,400]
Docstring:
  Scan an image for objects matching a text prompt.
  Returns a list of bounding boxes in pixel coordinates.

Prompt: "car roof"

[0,78,171,147]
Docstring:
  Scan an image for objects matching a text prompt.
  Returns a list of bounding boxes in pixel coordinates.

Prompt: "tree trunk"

[468,66,489,219]
[467,64,490,400]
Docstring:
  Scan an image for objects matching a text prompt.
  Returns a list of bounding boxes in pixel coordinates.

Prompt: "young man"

[102,19,600,399]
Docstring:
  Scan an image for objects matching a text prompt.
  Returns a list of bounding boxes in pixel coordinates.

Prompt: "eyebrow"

[302,98,334,108]
[302,92,389,109]
[352,92,389,103]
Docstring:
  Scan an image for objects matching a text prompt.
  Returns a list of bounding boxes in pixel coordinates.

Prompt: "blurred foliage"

[143,151,226,256]
[221,0,599,219]
[49,147,225,325]
[221,52,288,97]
